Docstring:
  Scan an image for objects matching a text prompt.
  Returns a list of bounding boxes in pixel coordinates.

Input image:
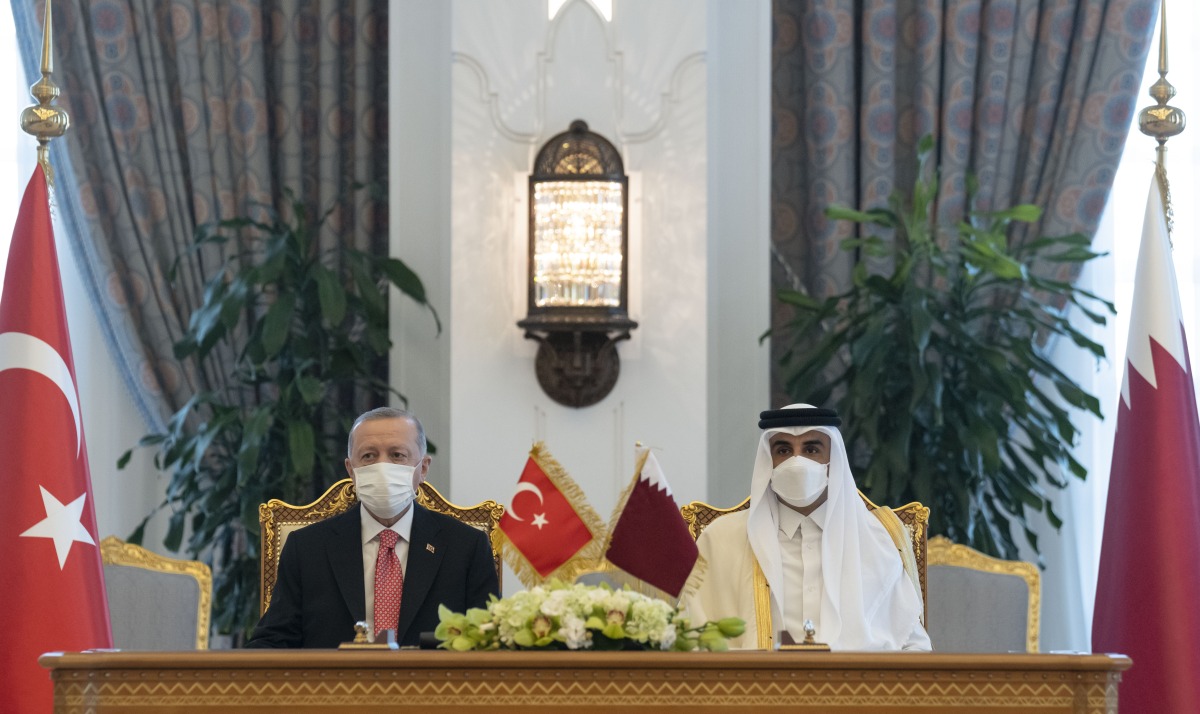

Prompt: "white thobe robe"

[682,509,931,651]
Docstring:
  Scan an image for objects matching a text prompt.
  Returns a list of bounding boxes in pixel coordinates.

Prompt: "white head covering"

[747,403,921,649]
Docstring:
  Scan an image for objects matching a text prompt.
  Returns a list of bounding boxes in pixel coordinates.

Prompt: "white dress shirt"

[776,500,826,641]
[361,505,414,641]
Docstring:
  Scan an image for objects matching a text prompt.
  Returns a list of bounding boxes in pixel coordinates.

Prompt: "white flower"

[657,624,677,650]
[561,614,590,650]
[539,589,570,617]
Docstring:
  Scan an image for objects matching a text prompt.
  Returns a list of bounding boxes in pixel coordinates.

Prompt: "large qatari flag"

[1092,175,1200,713]
[0,167,113,712]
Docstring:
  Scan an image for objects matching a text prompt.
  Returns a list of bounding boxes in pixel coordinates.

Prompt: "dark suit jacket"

[246,503,499,648]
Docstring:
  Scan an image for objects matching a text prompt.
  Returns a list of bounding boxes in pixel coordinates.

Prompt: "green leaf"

[127,518,149,546]
[383,257,443,333]
[383,257,427,304]
[288,420,315,478]
[979,204,1042,223]
[237,407,273,488]
[776,289,822,310]
[313,264,347,325]
[826,205,898,228]
[164,509,187,552]
[116,449,134,470]
[261,292,296,357]
[296,376,325,405]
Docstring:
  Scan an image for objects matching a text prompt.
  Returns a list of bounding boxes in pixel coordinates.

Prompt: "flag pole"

[1137,0,1186,240]
[18,0,69,184]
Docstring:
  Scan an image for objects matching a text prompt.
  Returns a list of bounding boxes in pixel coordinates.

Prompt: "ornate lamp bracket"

[518,314,636,408]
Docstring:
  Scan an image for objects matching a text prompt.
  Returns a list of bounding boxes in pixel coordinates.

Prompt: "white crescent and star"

[0,331,94,568]
[0,331,82,456]
[507,482,545,525]
[20,486,95,569]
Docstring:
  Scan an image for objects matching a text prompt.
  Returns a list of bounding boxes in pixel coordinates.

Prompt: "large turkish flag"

[0,167,112,712]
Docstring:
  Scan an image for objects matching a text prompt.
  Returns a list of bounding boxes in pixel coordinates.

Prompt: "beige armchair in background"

[927,535,1040,652]
[100,536,212,650]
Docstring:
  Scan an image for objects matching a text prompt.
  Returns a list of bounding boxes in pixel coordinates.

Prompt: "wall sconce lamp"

[517,120,637,408]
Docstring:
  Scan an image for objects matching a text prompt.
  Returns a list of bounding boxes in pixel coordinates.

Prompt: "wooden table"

[40,650,1130,713]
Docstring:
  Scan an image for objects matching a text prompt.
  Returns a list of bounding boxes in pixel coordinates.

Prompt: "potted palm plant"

[775,137,1113,560]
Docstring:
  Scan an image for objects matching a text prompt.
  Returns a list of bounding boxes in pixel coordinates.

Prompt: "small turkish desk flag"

[1092,174,1200,713]
[604,448,699,598]
[497,443,604,586]
[0,167,113,712]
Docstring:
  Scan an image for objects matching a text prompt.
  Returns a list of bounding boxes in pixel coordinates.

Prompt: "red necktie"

[374,529,404,641]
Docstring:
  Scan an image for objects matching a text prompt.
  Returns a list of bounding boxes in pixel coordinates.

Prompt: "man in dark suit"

[247,407,499,648]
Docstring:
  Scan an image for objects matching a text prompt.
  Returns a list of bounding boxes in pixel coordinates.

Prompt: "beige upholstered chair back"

[100,536,212,650]
[927,535,1040,652]
[680,493,930,624]
[259,479,504,615]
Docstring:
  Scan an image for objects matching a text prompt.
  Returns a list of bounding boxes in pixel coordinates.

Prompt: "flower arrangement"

[435,580,744,652]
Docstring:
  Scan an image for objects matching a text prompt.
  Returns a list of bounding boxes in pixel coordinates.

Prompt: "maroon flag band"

[605,448,699,598]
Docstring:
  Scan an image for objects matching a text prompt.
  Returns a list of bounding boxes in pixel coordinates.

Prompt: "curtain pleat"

[12,0,389,431]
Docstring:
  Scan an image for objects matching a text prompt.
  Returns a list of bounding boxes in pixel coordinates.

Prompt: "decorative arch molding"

[452,0,705,152]
[617,51,705,144]
[451,51,540,145]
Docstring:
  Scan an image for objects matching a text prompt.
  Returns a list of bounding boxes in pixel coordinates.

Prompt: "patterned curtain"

[771,0,1158,396]
[12,0,388,430]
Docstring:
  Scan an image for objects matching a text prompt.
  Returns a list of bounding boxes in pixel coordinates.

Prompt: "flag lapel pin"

[426,543,436,554]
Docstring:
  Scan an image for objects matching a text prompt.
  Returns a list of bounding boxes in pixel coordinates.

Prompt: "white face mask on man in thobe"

[770,456,829,508]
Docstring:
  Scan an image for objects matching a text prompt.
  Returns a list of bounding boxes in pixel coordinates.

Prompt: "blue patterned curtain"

[771,0,1158,392]
[13,0,388,430]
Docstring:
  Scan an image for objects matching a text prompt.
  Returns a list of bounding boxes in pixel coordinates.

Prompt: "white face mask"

[771,456,829,508]
[353,462,417,520]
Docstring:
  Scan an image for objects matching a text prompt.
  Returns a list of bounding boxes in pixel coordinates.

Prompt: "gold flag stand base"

[338,622,399,651]
[778,627,831,652]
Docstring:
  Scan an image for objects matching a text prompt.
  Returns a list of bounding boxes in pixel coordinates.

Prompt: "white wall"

[390,0,771,554]
[390,0,454,466]
[706,0,772,507]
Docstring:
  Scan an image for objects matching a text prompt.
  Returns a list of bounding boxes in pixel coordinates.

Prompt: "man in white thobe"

[681,404,931,651]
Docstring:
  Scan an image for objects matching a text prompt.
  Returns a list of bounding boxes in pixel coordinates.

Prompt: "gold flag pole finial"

[1138,0,1186,237]
[19,0,69,184]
